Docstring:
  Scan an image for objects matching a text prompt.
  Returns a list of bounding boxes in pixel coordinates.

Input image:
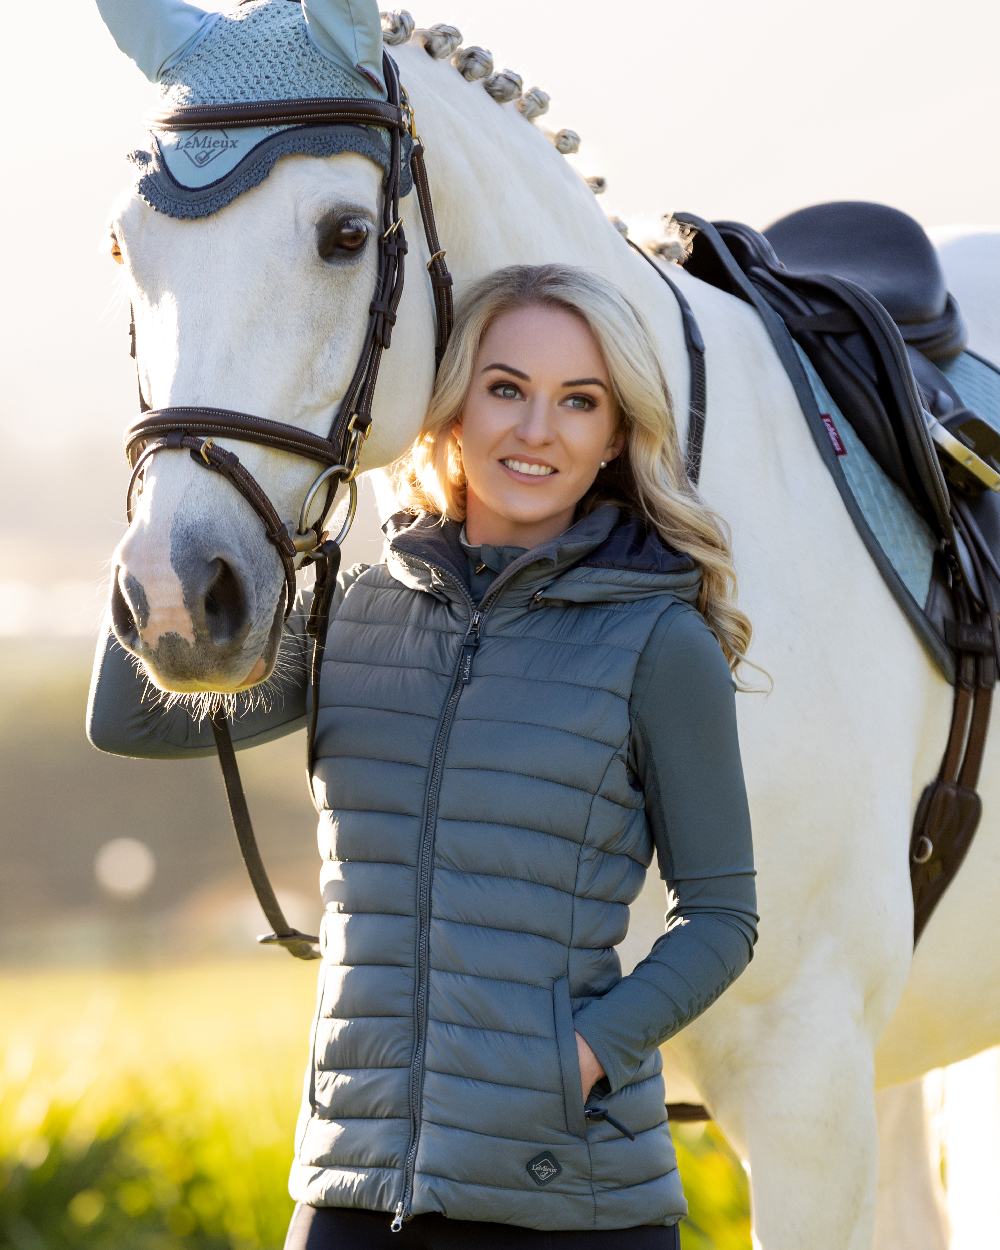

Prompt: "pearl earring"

[599,460,608,469]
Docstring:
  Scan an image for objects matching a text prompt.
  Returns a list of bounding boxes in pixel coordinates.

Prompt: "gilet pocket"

[551,974,588,1138]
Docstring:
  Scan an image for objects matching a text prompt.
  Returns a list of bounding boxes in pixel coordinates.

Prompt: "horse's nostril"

[203,559,248,646]
[110,568,142,650]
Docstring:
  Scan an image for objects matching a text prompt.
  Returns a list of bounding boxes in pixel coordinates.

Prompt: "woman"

[88,264,762,1248]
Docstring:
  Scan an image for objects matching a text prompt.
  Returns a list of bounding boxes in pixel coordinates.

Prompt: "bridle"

[125,53,453,613]
[120,51,454,959]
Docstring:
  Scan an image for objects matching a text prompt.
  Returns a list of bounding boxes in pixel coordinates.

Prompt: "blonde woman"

[89,263,760,1248]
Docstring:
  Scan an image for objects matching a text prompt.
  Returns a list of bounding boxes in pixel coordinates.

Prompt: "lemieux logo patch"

[526,1151,562,1186]
[178,130,240,170]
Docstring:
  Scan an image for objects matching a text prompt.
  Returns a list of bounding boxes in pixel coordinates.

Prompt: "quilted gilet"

[288,503,704,1231]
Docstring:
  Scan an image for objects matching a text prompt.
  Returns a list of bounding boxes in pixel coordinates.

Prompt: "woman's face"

[451,303,626,549]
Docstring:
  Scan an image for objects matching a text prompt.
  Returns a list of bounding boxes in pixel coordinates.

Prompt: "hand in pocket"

[575,1030,606,1101]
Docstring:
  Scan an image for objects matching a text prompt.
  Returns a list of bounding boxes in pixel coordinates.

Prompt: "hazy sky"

[2,0,998,630]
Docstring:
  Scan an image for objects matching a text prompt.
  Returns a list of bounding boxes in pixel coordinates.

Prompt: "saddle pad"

[939,349,1000,420]
[796,344,1000,671]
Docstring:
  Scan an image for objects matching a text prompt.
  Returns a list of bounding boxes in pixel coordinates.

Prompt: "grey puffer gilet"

[289,502,705,1231]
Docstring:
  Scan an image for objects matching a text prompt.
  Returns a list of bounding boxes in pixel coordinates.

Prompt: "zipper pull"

[461,610,482,684]
[585,1105,637,1141]
[390,1200,405,1232]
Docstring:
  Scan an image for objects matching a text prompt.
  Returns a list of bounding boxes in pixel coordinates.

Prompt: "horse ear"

[302,0,386,93]
[94,0,217,81]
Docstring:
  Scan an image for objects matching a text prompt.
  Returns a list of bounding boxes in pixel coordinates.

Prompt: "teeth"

[502,459,555,476]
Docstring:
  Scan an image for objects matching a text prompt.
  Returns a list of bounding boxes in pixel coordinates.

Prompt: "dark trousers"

[283,1204,682,1249]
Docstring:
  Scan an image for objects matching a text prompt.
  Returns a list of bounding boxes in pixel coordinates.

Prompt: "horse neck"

[388,44,693,442]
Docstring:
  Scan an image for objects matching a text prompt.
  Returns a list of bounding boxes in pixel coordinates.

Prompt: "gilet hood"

[381,503,703,610]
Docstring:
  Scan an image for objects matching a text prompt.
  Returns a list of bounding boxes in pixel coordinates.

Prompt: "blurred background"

[1,1,998,1246]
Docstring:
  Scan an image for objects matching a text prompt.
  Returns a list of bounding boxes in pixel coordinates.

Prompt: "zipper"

[388,571,481,1231]
[387,545,549,1230]
[461,610,482,682]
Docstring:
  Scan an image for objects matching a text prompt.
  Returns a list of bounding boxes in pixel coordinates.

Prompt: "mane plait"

[380,9,414,44]
[453,45,492,80]
[483,67,522,102]
[517,87,549,121]
[415,22,462,58]
[378,11,595,169]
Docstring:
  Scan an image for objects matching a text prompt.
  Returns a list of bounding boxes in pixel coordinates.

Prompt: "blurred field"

[0,960,750,1250]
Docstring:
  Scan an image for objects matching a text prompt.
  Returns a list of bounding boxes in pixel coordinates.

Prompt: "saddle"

[674,202,999,945]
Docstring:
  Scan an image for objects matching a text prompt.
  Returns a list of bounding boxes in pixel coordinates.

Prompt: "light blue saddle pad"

[795,344,1000,669]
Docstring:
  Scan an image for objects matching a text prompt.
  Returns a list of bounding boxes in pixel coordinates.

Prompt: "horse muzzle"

[110,529,285,693]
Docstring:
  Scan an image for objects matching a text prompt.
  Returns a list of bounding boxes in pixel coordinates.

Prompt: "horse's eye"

[110,233,123,264]
[317,216,370,261]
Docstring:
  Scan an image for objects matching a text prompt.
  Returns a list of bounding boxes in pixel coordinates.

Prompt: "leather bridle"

[120,51,454,958]
[124,52,453,618]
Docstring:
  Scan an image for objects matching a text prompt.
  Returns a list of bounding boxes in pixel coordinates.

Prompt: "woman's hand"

[575,1031,606,1101]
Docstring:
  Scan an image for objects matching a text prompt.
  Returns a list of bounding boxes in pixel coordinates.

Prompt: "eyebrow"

[482,362,529,380]
[562,377,608,391]
[481,363,608,391]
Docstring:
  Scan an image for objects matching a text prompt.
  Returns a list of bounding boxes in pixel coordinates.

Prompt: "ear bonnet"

[98,0,413,218]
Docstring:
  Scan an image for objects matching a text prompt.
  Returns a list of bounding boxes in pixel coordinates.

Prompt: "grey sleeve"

[571,602,759,1097]
[86,564,367,760]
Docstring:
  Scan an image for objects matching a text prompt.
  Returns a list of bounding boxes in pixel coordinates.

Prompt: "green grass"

[0,961,749,1249]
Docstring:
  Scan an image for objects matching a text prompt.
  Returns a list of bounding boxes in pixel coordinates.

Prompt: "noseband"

[119,51,454,959]
[123,52,453,618]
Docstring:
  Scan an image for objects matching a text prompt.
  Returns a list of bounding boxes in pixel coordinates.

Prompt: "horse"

[93,3,1000,1247]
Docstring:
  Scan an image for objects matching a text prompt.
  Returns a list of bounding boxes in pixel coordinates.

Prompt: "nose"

[110,568,147,651]
[111,556,251,653]
[516,396,557,445]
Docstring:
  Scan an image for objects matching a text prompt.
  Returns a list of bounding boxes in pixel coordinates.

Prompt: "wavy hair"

[388,264,770,693]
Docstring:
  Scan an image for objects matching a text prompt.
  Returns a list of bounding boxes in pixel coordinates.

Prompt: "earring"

[599,460,608,469]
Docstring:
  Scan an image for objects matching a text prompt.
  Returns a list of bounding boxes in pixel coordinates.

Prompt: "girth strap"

[910,654,995,945]
[911,494,999,945]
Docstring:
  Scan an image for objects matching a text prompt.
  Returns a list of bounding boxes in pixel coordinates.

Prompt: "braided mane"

[378,10,688,260]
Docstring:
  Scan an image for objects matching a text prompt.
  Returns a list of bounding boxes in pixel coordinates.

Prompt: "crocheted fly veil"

[96,0,412,219]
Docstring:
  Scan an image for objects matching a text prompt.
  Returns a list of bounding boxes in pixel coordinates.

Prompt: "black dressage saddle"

[765,200,966,360]
[674,201,999,946]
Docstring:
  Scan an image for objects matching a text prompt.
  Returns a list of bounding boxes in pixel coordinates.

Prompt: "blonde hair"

[388,264,770,693]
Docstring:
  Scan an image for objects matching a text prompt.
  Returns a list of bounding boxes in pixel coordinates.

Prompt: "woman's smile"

[498,455,559,481]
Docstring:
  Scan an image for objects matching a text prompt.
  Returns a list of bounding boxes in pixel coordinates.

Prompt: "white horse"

[95,6,1000,1248]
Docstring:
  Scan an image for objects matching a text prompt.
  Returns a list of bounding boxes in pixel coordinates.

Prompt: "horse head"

[99,0,436,694]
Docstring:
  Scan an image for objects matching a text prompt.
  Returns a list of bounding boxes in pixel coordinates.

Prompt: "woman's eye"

[565,393,597,411]
[490,382,522,400]
[317,216,370,261]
